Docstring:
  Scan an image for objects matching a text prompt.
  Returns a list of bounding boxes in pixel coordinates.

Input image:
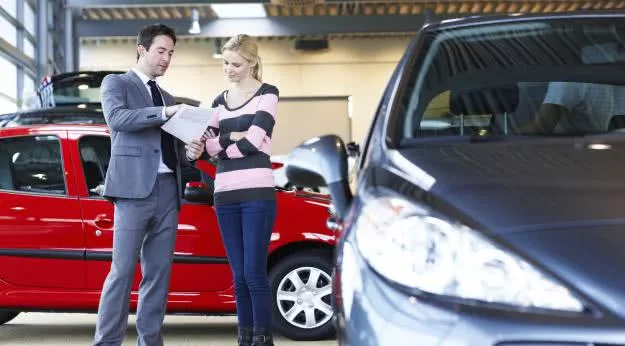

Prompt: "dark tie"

[147,80,176,171]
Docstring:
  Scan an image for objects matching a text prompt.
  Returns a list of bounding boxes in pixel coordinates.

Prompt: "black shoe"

[238,326,253,346]
[251,326,274,346]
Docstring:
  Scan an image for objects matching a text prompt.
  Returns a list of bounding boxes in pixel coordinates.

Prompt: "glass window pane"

[23,75,35,95]
[0,15,16,46]
[0,56,17,99]
[22,75,36,109]
[23,37,34,58]
[0,96,17,114]
[24,3,35,35]
[79,136,110,196]
[0,135,66,195]
[1,1,17,19]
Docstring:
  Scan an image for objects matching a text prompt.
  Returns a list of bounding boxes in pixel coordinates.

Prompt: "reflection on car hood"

[503,225,625,318]
[398,136,625,234]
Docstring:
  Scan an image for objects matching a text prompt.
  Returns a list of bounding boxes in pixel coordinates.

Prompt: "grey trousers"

[93,173,178,346]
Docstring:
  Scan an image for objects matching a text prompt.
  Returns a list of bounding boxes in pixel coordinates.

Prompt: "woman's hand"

[202,129,217,141]
[230,131,248,141]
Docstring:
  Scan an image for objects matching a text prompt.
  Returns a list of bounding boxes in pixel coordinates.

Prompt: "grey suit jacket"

[101,70,188,206]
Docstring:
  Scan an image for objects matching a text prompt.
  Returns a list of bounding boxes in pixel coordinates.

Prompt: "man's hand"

[185,138,205,161]
[230,131,248,141]
[164,104,182,118]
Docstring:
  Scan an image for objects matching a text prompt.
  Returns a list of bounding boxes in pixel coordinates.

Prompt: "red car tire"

[269,250,335,341]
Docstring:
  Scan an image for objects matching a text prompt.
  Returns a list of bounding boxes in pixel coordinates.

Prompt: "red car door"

[67,131,232,293]
[0,130,86,289]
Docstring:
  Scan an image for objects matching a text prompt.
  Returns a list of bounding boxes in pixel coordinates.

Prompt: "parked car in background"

[18,71,309,188]
[286,12,625,345]
[33,71,201,110]
[0,123,336,341]
[0,104,107,128]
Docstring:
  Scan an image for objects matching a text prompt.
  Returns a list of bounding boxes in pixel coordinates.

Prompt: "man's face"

[137,34,175,78]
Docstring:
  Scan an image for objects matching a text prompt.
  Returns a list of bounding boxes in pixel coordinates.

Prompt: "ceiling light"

[210,3,267,18]
[189,8,201,34]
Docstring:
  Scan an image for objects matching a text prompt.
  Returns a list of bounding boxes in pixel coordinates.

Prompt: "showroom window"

[1,1,17,20]
[24,2,34,36]
[0,14,17,47]
[23,37,34,58]
[0,0,38,112]
[0,55,17,99]
[22,74,35,107]
[0,96,17,114]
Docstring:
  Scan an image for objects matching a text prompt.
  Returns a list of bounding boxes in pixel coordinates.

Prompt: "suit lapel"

[126,70,153,106]
[161,90,175,106]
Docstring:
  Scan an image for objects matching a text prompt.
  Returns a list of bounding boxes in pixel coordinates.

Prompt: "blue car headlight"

[353,189,584,313]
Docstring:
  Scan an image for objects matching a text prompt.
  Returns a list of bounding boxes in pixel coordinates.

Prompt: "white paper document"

[161,105,213,144]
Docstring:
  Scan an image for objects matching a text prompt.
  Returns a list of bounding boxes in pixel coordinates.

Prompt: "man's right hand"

[164,104,182,118]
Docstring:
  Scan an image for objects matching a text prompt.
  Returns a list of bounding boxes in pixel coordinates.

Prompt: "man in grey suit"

[93,24,204,346]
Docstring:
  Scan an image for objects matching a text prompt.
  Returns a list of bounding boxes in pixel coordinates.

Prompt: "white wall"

[80,37,411,143]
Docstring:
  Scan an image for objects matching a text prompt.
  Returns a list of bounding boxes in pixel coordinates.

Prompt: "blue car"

[286,11,625,345]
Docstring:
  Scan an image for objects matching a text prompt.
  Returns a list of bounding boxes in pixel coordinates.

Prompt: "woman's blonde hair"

[222,34,263,82]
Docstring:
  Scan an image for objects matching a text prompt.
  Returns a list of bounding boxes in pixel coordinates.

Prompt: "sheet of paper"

[161,105,213,144]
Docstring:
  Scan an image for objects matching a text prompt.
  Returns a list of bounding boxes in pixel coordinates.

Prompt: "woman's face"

[222,49,252,83]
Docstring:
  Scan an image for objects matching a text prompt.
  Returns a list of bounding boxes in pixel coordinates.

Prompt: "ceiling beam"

[76,15,437,38]
[67,0,267,7]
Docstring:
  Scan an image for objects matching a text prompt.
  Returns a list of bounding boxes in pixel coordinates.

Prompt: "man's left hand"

[185,138,204,161]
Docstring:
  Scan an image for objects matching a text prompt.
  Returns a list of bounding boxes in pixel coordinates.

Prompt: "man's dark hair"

[136,24,177,61]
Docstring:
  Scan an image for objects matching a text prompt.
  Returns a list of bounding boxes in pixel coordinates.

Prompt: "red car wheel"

[269,250,335,341]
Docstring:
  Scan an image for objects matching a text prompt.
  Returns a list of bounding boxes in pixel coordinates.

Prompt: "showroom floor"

[1,313,336,345]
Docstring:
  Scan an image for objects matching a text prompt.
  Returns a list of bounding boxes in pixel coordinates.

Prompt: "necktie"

[147,80,177,171]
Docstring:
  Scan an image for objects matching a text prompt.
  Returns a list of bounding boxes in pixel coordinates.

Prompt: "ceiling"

[79,1,624,21]
[69,0,625,39]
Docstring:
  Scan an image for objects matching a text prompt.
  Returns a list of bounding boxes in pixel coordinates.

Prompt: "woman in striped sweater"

[204,34,279,346]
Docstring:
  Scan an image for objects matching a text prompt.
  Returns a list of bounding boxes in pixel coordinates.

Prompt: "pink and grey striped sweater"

[205,83,279,205]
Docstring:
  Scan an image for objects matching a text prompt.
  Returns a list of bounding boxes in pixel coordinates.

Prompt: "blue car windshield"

[398,18,625,141]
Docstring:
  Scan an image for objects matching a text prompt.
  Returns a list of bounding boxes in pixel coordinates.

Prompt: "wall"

[80,37,411,143]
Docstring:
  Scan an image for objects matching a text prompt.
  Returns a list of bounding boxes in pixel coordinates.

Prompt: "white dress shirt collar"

[132,67,155,86]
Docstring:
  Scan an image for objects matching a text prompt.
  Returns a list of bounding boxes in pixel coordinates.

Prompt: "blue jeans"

[216,200,277,329]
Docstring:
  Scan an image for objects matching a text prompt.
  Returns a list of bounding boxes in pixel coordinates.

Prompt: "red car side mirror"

[184,181,213,206]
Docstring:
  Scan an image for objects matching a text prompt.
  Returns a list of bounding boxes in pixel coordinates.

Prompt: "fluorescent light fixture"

[78,84,89,90]
[189,8,201,34]
[211,3,267,18]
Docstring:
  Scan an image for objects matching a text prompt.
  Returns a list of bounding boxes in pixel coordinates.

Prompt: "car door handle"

[94,214,113,230]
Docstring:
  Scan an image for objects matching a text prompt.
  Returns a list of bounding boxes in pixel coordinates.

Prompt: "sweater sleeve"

[204,93,234,157]
[219,85,279,159]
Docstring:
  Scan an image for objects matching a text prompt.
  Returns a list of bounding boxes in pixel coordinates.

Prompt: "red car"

[0,124,336,340]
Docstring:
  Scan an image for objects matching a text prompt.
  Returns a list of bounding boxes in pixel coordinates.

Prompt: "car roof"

[49,70,122,81]
[1,104,103,117]
[425,11,625,32]
[0,124,109,137]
